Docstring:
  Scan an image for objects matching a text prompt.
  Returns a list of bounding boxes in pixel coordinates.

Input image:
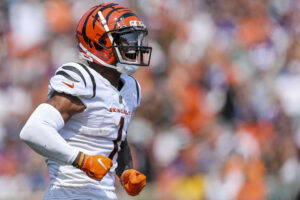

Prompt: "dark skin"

[46,62,133,178]
[116,139,133,177]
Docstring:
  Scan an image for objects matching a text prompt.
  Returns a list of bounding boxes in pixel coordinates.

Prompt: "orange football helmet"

[76,3,152,74]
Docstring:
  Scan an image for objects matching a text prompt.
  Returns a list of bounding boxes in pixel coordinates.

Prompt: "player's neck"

[88,62,121,88]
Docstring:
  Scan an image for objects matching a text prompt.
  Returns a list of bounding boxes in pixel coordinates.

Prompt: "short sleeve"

[48,62,95,99]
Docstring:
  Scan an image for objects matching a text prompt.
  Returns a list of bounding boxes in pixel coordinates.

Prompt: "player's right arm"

[20,62,112,181]
[20,92,83,165]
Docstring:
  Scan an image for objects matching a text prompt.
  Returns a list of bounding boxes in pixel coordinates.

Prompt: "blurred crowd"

[1,0,300,199]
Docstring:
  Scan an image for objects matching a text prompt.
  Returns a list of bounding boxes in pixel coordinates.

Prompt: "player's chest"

[76,86,133,137]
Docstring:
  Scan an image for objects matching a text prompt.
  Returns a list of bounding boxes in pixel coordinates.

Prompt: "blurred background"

[1,0,300,199]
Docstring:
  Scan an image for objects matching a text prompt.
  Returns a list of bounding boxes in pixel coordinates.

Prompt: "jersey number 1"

[108,117,125,159]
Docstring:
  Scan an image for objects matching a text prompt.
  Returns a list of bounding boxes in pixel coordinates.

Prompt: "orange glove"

[74,152,112,181]
[120,169,146,196]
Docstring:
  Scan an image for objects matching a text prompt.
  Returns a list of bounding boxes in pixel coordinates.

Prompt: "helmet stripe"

[105,7,129,22]
[93,3,118,28]
[82,5,101,46]
[99,3,118,11]
[113,12,138,29]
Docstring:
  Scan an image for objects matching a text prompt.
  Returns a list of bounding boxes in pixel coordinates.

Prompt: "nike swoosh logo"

[98,158,108,171]
[62,81,74,88]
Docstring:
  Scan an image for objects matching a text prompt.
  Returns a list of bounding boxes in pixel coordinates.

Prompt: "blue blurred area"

[1,0,300,199]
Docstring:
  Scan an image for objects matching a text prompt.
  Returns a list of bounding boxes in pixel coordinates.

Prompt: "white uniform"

[44,62,141,200]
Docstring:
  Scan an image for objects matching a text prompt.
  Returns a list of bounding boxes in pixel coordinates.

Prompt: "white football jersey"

[45,62,141,199]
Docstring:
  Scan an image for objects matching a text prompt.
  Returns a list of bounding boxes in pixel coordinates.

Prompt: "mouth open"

[124,49,138,60]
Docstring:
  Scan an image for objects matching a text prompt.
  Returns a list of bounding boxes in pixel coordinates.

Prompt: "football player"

[20,3,152,200]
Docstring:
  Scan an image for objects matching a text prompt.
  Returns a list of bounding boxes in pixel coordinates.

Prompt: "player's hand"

[120,169,146,196]
[73,152,112,181]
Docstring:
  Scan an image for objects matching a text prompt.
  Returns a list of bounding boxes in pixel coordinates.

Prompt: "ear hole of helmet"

[93,35,112,51]
[98,38,107,46]
[94,42,103,51]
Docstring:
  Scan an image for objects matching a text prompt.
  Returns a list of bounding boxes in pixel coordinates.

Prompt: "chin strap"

[79,43,138,75]
[116,63,138,75]
[79,52,93,62]
[79,43,116,69]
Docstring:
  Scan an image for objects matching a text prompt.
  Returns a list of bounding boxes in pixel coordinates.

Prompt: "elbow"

[19,126,29,143]
[19,124,33,144]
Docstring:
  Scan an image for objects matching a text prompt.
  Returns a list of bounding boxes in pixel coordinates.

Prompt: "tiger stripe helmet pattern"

[76,3,152,72]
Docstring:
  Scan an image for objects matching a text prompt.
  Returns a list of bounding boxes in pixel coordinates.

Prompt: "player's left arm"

[117,138,146,196]
[116,138,133,177]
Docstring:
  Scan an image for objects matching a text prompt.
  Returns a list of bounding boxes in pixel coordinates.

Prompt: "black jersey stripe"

[62,66,87,87]
[55,71,80,82]
[109,117,124,159]
[109,140,118,160]
[77,63,96,98]
[117,117,124,141]
[113,12,138,29]
[93,3,118,28]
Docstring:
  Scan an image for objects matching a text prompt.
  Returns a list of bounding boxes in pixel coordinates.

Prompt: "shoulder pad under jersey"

[133,77,142,107]
[121,74,142,109]
[48,62,96,99]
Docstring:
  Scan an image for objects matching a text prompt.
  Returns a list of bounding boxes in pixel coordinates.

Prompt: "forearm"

[116,138,133,177]
[20,103,79,165]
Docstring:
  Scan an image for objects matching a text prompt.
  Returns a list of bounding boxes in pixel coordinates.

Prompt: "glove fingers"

[121,169,147,196]
[86,171,102,181]
[128,178,146,189]
[87,170,96,178]
[120,170,131,184]
[129,172,146,185]
[124,184,140,196]
[81,155,112,181]
[101,156,113,169]
[127,173,146,195]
